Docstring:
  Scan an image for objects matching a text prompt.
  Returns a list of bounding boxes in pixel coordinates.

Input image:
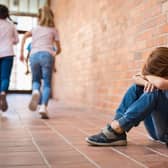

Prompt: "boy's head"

[0,4,9,19]
[142,47,168,78]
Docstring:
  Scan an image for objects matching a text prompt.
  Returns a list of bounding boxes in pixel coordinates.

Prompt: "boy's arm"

[132,73,156,92]
[145,75,168,90]
[132,73,147,86]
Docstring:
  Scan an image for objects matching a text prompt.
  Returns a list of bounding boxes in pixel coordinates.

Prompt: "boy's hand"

[144,81,155,92]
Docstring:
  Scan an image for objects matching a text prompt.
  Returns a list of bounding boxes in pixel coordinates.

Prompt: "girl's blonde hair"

[38,6,55,27]
[142,47,168,77]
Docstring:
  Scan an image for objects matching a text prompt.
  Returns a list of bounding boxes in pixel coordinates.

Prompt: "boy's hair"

[142,47,168,77]
[0,4,9,19]
[38,5,55,27]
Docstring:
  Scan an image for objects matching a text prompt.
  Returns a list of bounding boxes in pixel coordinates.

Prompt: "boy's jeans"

[0,56,14,92]
[114,84,168,142]
[30,51,53,105]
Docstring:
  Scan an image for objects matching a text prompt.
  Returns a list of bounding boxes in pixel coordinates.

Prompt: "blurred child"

[0,4,19,112]
[20,6,61,119]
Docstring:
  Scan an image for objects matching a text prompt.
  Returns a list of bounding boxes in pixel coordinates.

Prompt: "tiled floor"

[0,94,167,168]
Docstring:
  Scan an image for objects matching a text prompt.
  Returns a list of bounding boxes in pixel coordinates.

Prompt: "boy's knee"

[130,84,143,92]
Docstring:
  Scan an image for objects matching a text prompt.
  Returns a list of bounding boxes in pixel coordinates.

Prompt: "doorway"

[9,16,37,92]
[0,0,50,91]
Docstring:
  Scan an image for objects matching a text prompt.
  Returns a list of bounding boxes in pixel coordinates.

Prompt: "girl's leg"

[40,52,53,105]
[39,52,53,119]
[0,56,14,111]
[29,54,41,111]
[114,84,144,120]
[30,54,41,91]
[0,56,14,92]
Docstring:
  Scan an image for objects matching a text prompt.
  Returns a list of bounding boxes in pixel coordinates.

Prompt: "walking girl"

[20,5,61,119]
[0,4,19,112]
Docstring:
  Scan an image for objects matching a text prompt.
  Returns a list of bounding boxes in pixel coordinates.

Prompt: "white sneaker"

[29,90,40,111]
[39,105,49,119]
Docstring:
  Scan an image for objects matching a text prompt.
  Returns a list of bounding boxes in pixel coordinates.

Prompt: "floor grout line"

[111,148,148,168]
[146,147,168,158]
[15,109,52,168]
[43,121,102,168]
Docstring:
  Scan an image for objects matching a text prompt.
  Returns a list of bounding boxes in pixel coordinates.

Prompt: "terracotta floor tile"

[0,152,44,166]
[0,94,166,168]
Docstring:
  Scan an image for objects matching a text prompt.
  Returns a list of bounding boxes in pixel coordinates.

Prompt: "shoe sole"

[39,112,49,119]
[29,93,40,111]
[85,137,127,146]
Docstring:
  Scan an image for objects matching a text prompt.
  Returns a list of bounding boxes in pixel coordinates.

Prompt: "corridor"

[0,94,167,168]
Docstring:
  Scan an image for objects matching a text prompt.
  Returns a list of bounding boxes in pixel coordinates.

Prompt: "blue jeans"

[0,56,14,92]
[30,51,53,105]
[114,84,168,142]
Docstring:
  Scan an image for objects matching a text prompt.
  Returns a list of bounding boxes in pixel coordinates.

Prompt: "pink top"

[0,19,19,58]
[31,25,59,56]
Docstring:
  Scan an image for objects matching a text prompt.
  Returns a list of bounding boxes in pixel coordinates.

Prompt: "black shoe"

[0,94,8,112]
[86,124,127,146]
